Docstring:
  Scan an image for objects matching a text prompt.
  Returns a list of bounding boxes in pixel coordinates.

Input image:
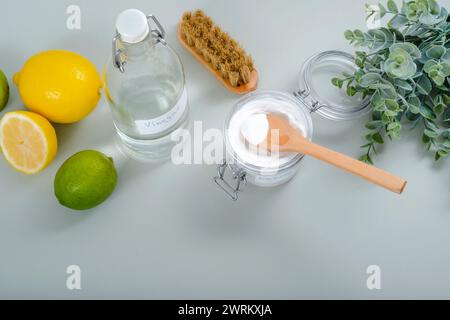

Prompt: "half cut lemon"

[0,111,57,174]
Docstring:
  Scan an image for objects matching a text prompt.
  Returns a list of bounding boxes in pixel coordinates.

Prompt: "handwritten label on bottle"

[135,88,188,135]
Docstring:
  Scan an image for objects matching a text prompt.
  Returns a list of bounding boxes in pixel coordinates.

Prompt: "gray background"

[0,0,449,299]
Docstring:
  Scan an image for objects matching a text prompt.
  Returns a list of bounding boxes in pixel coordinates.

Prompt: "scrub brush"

[178,10,258,94]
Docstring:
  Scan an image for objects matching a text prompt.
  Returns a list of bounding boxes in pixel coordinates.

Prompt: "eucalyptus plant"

[332,0,450,163]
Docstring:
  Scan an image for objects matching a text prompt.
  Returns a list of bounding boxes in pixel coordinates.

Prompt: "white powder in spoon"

[227,97,307,169]
[240,113,269,147]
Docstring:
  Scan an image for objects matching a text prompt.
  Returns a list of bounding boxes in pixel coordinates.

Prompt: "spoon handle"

[291,140,407,194]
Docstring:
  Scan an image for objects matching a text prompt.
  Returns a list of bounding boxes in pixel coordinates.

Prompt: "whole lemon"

[13,50,102,124]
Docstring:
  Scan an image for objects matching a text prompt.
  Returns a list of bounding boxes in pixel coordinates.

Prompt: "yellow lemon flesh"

[0,111,58,174]
[13,50,102,124]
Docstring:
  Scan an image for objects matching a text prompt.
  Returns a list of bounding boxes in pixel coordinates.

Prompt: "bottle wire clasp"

[112,14,166,73]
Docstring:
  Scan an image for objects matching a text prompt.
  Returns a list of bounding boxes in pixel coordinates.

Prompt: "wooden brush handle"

[292,140,407,194]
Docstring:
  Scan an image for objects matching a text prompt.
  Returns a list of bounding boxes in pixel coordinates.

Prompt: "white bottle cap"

[116,9,150,44]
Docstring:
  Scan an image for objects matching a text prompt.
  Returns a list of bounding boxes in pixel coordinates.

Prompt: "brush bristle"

[180,10,254,87]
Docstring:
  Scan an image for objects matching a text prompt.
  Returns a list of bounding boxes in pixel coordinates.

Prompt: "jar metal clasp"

[112,14,166,73]
[213,161,247,201]
[293,90,324,114]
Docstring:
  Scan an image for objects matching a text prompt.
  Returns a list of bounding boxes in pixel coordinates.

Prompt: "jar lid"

[297,51,371,121]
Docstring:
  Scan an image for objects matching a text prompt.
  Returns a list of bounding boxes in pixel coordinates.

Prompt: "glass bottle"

[104,9,189,162]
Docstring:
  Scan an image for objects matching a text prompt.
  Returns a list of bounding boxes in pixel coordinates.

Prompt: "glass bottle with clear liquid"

[104,9,189,161]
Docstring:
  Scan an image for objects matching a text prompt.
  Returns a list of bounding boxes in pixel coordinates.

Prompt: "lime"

[54,150,117,210]
[0,69,9,111]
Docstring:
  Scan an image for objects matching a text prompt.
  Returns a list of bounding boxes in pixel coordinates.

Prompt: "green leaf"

[367,28,395,50]
[419,9,446,25]
[372,132,384,144]
[370,82,395,90]
[359,73,382,87]
[387,122,401,131]
[394,79,413,91]
[433,95,445,115]
[355,51,367,68]
[416,75,432,95]
[429,0,441,15]
[365,120,383,130]
[423,60,438,73]
[344,30,354,41]
[387,120,402,138]
[385,99,399,111]
[384,109,398,117]
[443,109,450,123]
[407,96,421,114]
[439,149,449,158]
[388,14,408,29]
[331,77,344,88]
[347,86,357,96]
[371,91,385,108]
[353,30,365,42]
[384,47,417,79]
[381,112,391,124]
[426,120,439,131]
[379,3,387,17]
[390,43,421,59]
[424,128,439,138]
[441,63,450,77]
[419,104,436,120]
[434,103,445,116]
[431,75,445,86]
[426,46,446,59]
[442,50,450,64]
[387,0,399,13]
[435,149,448,161]
[359,154,374,165]
[443,95,450,105]
[378,81,398,99]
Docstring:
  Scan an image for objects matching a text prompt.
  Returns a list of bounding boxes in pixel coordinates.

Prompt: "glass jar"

[214,50,371,200]
[104,9,189,162]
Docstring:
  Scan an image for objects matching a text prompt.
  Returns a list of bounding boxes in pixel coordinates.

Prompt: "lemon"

[13,50,102,124]
[0,111,57,174]
[54,150,117,210]
[0,69,9,111]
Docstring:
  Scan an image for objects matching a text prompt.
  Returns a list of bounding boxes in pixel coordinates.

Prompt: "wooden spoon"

[261,113,407,194]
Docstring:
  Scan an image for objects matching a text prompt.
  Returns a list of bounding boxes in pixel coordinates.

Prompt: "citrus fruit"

[0,69,9,111]
[54,150,117,210]
[13,50,102,124]
[0,111,57,174]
